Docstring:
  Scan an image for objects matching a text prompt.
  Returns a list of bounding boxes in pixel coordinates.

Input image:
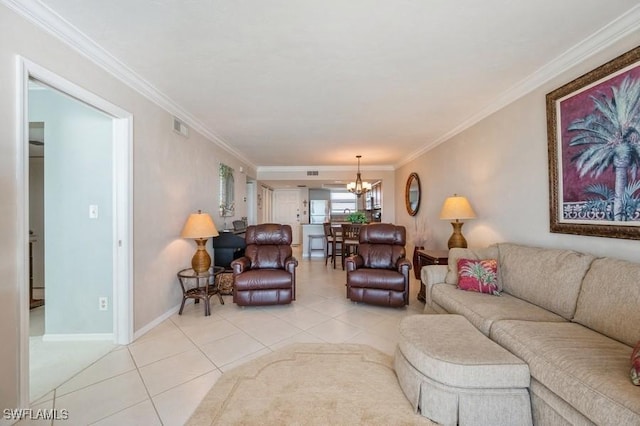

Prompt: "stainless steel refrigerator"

[309,200,330,223]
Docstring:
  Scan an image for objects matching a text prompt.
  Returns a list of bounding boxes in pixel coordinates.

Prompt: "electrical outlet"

[99,297,108,311]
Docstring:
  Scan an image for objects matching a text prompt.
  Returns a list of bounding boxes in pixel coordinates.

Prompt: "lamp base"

[191,238,211,273]
[447,222,468,249]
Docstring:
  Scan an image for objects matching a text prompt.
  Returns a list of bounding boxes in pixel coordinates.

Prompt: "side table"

[416,250,449,303]
[177,266,225,316]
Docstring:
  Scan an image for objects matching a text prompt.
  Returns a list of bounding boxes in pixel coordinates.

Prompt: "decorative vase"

[413,246,424,280]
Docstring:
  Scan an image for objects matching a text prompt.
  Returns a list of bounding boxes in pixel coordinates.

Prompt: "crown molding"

[257,164,395,173]
[396,4,640,169]
[3,0,256,169]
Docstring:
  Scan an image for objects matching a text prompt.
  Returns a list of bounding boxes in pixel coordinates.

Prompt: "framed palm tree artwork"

[546,45,640,240]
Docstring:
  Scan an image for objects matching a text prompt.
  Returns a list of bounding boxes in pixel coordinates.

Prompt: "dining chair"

[323,222,335,266]
[328,223,344,268]
[341,223,362,270]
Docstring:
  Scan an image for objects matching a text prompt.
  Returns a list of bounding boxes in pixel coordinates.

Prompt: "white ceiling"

[29,0,640,170]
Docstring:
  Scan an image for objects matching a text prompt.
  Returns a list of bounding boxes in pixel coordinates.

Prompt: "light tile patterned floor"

[22,247,425,425]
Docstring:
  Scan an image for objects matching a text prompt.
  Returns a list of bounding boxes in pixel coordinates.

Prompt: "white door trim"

[16,57,133,407]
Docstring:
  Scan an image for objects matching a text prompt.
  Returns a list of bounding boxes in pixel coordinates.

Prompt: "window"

[330,190,357,215]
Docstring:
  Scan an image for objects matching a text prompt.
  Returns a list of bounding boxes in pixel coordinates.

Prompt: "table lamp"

[181,210,219,273]
[439,194,476,249]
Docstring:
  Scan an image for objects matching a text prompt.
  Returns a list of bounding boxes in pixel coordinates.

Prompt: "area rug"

[188,343,434,425]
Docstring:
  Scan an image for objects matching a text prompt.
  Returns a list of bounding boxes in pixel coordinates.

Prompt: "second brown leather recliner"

[345,223,411,307]
[231,223,298,306]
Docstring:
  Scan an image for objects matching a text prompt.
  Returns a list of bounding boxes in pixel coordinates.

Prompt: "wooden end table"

[177,266,225,316]
[416,249,449,303]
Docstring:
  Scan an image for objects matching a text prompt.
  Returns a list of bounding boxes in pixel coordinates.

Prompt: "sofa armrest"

[421,264,448,305]
[397,258,412,278]
[345,255,363,272]
[231,257,251,274]
[285,257,298,273]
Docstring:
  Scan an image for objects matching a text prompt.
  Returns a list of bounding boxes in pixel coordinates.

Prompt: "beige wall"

[394,30,640,264]
[0,5,250,410]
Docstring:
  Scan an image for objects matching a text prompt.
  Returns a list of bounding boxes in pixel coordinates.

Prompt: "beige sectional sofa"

[421,243,640,425]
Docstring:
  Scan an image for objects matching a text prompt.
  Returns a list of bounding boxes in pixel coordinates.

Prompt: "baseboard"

[41,333,113,342]
[132,303,181,342]
[40,303,182,343]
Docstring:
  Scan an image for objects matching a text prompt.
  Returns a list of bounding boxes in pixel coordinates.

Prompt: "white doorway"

[273,189,302,245]
[18,59,133,407]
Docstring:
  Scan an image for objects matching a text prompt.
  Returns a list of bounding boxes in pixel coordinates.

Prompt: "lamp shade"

[439,195,476,221]
[181,211,219,239]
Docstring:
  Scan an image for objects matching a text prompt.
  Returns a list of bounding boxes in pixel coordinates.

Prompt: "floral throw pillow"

[632,341,640,386]
[457,258,500,296]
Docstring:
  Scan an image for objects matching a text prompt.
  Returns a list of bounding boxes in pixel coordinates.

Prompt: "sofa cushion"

[457,258,500,295]
[431,283,565,336]
[490,320,640,425]
[445,246,499,285]
[497,243,594,319]
[347,269,406,291]
[234,269,293,290]
[573,257,640,347]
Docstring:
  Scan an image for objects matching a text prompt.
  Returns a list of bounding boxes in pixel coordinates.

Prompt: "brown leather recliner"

[345,223,411,307]
[231,223,298,306]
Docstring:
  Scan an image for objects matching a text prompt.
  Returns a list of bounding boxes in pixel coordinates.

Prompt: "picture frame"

[546,46,640,240]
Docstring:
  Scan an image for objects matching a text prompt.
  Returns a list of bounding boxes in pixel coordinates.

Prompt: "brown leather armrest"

[231,257,251,274]
[345,255,364,272]
[285,257,298,273]
[397,258,412,277]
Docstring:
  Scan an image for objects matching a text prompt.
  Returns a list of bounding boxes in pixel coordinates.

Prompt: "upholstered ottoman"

[395,314,532,426]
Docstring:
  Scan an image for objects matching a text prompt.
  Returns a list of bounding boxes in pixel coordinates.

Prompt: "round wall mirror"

[405,173,421,216]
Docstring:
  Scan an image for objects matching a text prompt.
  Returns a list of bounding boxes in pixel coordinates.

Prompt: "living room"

[2,1,640,424]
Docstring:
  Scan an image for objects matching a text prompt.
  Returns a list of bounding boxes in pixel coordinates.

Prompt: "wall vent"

[173,117,189,137]
[306,171,319,176]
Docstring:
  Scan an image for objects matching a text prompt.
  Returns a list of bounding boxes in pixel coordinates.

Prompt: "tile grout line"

[125,345,164,426]
[43,345,122,403]
[168,312,226,375]
[78,346,161,425]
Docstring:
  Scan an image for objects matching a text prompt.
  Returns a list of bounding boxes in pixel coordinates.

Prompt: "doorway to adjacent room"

[18,59,133,406]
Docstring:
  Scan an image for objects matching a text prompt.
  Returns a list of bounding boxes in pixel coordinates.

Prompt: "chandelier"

[347,155,372,197]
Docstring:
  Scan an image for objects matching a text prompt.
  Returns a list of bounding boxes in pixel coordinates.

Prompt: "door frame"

[16,58,133,406]
[246,179,257,225]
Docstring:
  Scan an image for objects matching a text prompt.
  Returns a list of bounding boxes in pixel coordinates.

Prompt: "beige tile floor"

[22,247,425,425]
[29,306,118,403]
